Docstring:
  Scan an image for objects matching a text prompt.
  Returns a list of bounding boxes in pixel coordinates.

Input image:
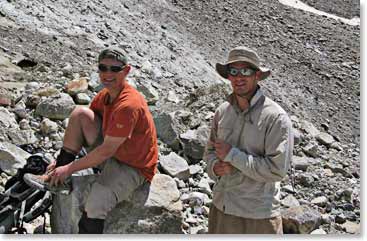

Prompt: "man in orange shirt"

[24,48,158,233]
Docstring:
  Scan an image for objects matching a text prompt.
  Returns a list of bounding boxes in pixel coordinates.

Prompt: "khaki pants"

[208,205,283,234]
[82,116,146,219]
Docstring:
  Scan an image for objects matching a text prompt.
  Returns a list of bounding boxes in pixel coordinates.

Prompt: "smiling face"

[227,61,261,100]
[98,58,130,95]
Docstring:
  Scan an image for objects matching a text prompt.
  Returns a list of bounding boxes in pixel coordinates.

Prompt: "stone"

[298,173,314,187]
[159,152,190,180]
[281,194,300,208]
[292,156,316,171]
[35,93,76,120]
[51,174,183,234]
[300,120,320,137]
[189,164,202,175]
[281,205,322,234]
[136,82,159,105]
[35,87,60,97]
[13,100,27,119]
[65,77,89,96]
[293,128,303,145]
[302,142,319,158]
[341,221,360,234]
[180,125,210,161]
[40,118,59,135]
[167,90,180,103]
[0,107,17,128]
[310,228,326,234]
[311,196,328,207]
[316,132,335,147]
[75,93,91,104]
[154,112,180,150]
[197,178,212,195]
[88,72,104,92]
[0,142,31,175]
[6,129,38,145]
[180,192,211,206]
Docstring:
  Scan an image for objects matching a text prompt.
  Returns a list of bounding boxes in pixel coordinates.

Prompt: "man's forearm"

[68,145,114,174]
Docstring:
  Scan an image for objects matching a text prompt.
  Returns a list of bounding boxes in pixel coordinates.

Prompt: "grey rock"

[310,228,327,234]
[88,72,104,92]
[180,192,210,206]
[75,93,91,104]
[292,156,317,171]
[189,164,202,175]
[136,82,159,105]
[51,174,183,234]
[0,142,31,175]
[40,118,59,135]
[180,125,210,160]
[316,132,335,146]
[6,129,38,145]
[13,100,27,119]
[302,142,319,158]
[35,93,75,120]
[197,178,212,195]
[160,152,190,180]
[341,221,360,234]
[281,205,322,234]
[293,128,303,145]
[0,107,17,128]
[167,90,180,103]
[281,194,300,207]
[298,173,315,187]
[300,120,320,137]
[154,112,180,150]
[311,196,328,207]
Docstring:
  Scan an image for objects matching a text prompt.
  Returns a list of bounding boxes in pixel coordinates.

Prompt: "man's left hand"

[49,164,72,186]
[214,139,232,161]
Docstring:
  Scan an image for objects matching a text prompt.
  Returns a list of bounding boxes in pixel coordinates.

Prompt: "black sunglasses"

[228,67,256,77]
[98,64,125,73]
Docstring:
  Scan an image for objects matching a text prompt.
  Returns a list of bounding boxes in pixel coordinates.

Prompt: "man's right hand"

[213,160,234,176]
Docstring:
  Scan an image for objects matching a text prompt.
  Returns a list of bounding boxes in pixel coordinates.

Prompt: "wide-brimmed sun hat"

[216,46,271,80]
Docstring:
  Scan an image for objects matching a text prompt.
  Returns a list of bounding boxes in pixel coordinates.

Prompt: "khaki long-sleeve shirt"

[204,87,293,219]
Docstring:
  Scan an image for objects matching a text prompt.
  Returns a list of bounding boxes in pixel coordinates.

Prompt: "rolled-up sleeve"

[223,113,293,182]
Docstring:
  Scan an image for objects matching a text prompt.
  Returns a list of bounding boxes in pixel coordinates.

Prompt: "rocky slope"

[0,0,360,234]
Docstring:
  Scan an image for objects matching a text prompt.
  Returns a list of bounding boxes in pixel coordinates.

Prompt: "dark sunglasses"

[228,67,256,77]
[98,64,125,73]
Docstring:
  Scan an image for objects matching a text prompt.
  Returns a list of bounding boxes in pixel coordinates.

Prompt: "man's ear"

[124,64,132,74]
[255,70,262,81]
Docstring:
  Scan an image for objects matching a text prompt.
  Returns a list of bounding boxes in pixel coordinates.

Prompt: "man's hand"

[49,164,72,186]
[213,161,234,176]
[214,139,232,161]
[46,161,56,174]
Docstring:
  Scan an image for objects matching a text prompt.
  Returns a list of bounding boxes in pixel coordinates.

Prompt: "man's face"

[98,58,129,90]
[227,62,260,99]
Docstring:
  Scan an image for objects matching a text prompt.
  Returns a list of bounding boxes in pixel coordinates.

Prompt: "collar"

[226,85,265,114]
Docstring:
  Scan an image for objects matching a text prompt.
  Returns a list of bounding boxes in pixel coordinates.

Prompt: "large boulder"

[35,93,76,120]
[180,125,209,161]
[51,174,183,234]
[154,112,180,150]
[281,205,322,234]
[0,142,31,175]
[159,152,190,180]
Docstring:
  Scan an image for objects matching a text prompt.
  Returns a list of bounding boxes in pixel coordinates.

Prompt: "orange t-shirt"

[89,83,158,182]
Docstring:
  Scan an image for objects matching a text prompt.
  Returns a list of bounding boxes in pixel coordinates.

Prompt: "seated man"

[24,48,158,233]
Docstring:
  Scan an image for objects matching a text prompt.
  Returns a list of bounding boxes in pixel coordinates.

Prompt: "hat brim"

[216,61,271,81]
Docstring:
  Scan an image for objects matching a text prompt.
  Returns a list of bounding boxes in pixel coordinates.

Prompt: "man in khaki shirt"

[204,46,293,234]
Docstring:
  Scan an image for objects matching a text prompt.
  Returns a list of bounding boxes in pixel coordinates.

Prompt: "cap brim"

[216,62,271,80]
